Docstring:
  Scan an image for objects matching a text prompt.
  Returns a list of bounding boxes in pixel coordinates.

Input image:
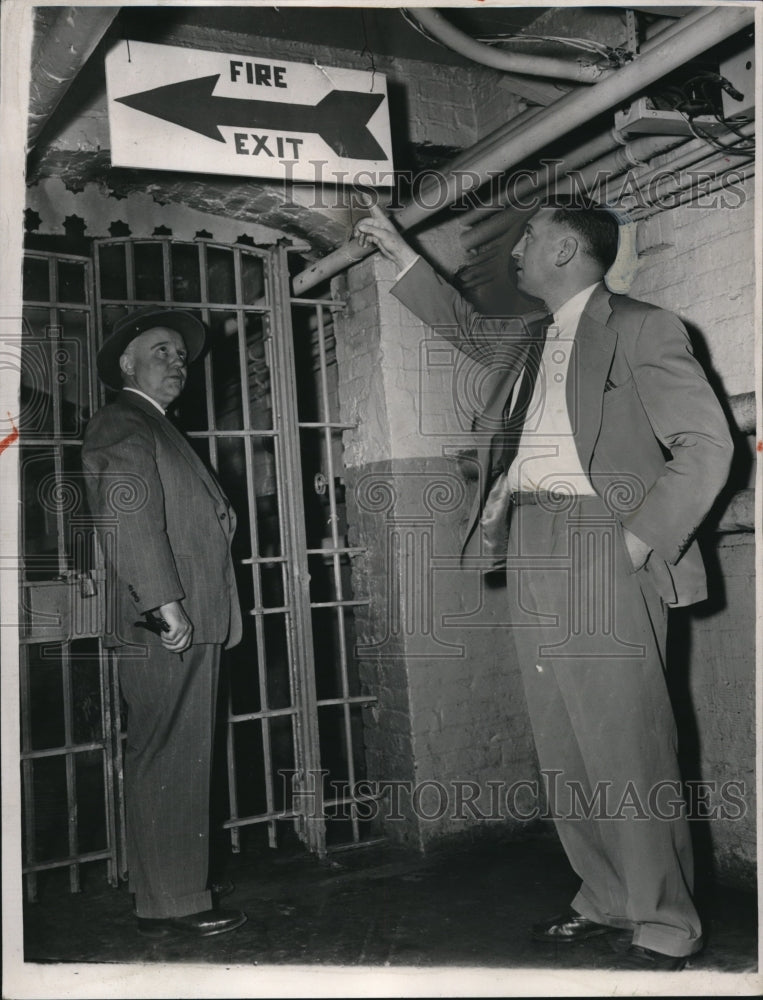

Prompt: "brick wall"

[335,253,538,849]
[669,534,756,888]
[630,176,756,399]
[628,178,757,888]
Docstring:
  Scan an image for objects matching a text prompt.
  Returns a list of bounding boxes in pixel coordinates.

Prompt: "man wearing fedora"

[82,307,246,938]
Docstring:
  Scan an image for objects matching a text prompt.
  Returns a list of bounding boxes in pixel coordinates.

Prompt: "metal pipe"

[461,134,688,250]
[406,7,606,84]
[604,120,755,203]
[412,5,717,222]
[645,16,683,40]
[454,5,720,230]
[729,391,756,435]
[27,6,120,148]
[629,160,755,220]
[716,489,755,533]
[459,127,627,228]
[556,134,690,191]
[293,5,752,296]
[395,3,715,234]
[631,149,754,209]
[409,4,713,231]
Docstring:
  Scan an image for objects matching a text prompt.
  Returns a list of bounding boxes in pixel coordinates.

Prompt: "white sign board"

[105,41,393,185]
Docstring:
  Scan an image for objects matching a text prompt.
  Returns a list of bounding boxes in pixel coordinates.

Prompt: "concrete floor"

[20,830,758,993]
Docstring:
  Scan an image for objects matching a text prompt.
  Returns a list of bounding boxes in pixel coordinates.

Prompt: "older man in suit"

[354,201,732,970]
[82,308,246,938]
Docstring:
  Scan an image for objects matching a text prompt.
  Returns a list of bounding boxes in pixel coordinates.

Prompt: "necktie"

[490,318,550,478]
[476,315,551,568]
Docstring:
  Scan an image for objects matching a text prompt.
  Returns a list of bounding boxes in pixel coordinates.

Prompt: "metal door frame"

[19,250,120,900]
[290,286,377,847]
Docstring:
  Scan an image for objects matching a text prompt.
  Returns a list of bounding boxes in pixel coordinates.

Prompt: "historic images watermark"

[282,770,748,824]
[277,160,751,214]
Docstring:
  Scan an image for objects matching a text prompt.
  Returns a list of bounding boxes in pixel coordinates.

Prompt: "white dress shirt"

[123,386,166,415]
[507,283,601,496]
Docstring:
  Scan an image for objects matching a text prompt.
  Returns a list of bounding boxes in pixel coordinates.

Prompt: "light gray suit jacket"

[393,258,733,607]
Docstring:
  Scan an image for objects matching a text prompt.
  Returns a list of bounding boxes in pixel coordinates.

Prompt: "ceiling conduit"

[604,120,755,206]
[405,7,607,84]
[461,133,689,250]
[626,153,755,220]
[409,5,713,231]
[458,128,629,229]
[27,5,120,150]
[292,5,753,296]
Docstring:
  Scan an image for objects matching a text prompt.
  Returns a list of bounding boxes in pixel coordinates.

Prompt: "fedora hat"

[96,306,206,390]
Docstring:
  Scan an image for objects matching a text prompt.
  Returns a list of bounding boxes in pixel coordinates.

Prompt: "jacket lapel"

[120,391,228,507]
[567,284,618,472]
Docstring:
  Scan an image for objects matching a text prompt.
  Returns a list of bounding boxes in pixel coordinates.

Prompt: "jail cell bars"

[292,294,378,848]
[19,252,120,900]
[93,238,375,859]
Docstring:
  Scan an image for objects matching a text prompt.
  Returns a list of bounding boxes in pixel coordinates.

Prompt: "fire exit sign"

[106,40,393,184]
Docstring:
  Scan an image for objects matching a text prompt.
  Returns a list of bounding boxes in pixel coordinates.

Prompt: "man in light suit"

[355,201,732,970]
[82,307,246,938]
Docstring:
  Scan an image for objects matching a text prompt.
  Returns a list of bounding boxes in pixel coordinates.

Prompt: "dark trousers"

[117,642,221,919]
[506,494,702,957]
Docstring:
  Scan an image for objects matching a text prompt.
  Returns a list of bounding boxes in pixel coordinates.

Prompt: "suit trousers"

[117,641,221,919]
[505,494,702,957]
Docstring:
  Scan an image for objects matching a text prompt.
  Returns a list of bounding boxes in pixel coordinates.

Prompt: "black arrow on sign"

[115,74,387,160]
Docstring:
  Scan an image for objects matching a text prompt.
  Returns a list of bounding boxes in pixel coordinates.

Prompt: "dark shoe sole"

[617,949,689,971]
[138,913,248,939]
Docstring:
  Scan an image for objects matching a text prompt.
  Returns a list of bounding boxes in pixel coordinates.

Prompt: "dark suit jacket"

[82,390,242,649]
[392,258,733,607]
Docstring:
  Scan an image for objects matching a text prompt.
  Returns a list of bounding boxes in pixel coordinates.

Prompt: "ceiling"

[116,6,553,68]
[23,5,696,260]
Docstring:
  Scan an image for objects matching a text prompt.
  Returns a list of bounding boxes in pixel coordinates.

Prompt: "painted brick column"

[333,253,538,850]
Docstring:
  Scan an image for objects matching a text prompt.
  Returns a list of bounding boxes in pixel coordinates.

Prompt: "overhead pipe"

[393,4,716,232]
[462,115,753,244]
[629,160,755,220]
[27,5,120,149]
[413,4,714,230]
[406,7,606,84]
[627,151,754,216]
[292,5,752,295]
[645,17,683,40]
[553,134,691,195]
[461,134,688,250]
[411,5,724,226]
[604,120,755,203]
[458,127,629,228]
[455,5,726,230]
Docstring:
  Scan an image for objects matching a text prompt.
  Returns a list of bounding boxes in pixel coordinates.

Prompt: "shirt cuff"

[393,255,421,284]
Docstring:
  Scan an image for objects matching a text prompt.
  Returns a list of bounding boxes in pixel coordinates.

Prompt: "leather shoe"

[137,908,247,938]
[532,909,616,943]
[614,944,688,971]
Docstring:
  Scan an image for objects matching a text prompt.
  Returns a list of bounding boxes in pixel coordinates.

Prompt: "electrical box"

[719,43,755,120]
[614,98,727,137]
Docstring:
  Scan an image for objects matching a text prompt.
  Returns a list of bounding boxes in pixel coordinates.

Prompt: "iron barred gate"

[19,237,375,900]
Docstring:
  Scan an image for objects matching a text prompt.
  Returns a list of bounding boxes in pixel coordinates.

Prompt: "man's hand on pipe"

[354,215,419,273]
